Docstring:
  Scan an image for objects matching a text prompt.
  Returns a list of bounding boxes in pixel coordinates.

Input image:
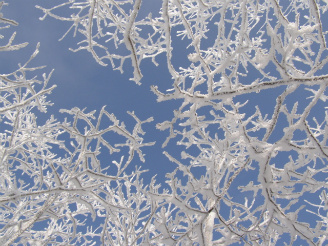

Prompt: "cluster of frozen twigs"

[0,2,155,245]
[1,0,328,245]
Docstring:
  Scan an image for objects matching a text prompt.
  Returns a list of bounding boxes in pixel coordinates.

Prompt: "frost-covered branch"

[0,4,155,244]
[3,0,328,244]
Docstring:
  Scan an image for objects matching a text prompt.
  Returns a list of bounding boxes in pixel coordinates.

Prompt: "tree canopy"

[1,0,328,245]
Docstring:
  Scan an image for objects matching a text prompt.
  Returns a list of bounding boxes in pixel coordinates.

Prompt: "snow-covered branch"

[2,0,328,244]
